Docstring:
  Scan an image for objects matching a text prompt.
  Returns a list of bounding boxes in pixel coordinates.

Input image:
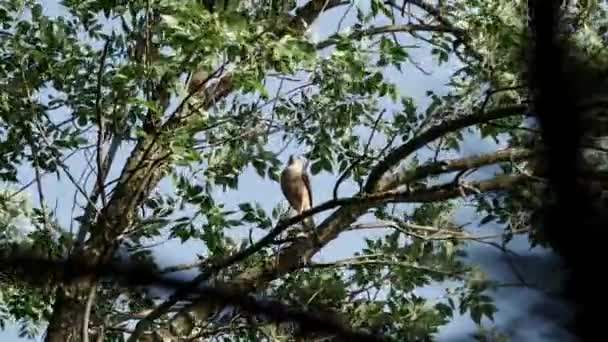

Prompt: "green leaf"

[470,307,482,325]
[480,215,496,225]
[161,14,179,28]
[310,161,323,175]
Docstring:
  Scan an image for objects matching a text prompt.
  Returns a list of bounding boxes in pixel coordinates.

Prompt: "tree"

[0,0,605,341]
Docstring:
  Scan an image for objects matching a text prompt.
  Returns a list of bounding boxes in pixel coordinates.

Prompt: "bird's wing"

[281,169,301,210]
[280,170,293,207]
[302,170,313,209]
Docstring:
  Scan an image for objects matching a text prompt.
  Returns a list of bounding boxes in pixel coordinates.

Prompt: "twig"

[33,122,102,218]
[82,283,98,342]
[255,83,314,111]
[70,151,97,236]
[337,1,354,32]
[408,54,432,75]
[266,77,285,137]
[28,138,48,231]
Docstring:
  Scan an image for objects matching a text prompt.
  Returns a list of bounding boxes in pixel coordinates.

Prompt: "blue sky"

[1,1,575,341]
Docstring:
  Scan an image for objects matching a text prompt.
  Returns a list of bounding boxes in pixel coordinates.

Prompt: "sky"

[1,0,576,341]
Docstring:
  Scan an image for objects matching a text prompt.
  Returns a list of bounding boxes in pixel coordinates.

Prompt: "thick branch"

[384,147,535,189]
[167,174,531,337]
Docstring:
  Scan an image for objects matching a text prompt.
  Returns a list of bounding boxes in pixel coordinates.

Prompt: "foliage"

[0,0,605,341]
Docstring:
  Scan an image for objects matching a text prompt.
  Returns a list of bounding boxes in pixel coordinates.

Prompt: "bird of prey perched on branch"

[280,154,315,231]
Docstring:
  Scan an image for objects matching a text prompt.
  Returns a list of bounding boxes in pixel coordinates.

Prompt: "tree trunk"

[44,277,94,342]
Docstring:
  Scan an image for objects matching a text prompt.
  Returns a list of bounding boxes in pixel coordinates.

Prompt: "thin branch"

[337,1,354,32]
[364,105,527,192]
[479,85,525,113]
[384,0,483,62]
[95,39,112,208]
[28,139,49,231]
[316,23,458,49]
[130,239,170,251]
[82,283,98,342]
[70,150,97,236]
[76,134,123,250]
[33,123,102,218]
[10,146,88,200]
[160,260,206,274]
[161,63,228,129]
[267,77,285,137]
[306,255,464,279]
[333,110,385,199]
[255,83,314,111]
[346,220,530,242]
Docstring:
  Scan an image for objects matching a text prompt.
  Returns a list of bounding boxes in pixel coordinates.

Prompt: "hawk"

[280,154,315,230]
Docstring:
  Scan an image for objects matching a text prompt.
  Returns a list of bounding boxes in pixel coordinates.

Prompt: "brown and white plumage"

[280,155,314,230]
